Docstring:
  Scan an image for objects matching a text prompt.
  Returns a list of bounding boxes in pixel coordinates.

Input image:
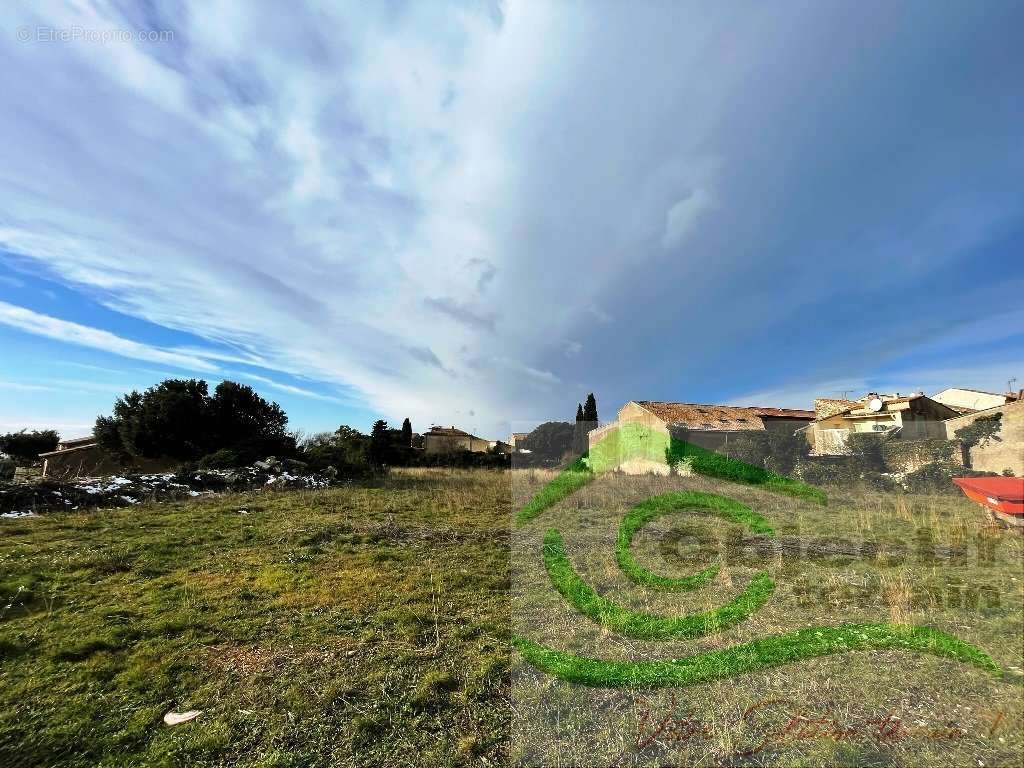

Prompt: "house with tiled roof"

[809,392,959,455]
[423,426,493,455]
[588,400,815,474]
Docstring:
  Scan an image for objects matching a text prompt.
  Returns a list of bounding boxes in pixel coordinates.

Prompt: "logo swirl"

[513,425,1000,688]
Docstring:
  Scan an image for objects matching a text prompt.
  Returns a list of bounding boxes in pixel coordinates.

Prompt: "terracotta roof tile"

[634,401,813,431]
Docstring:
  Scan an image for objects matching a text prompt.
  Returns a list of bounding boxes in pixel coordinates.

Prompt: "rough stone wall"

[945,400,1024,476]
[882,439,962,473]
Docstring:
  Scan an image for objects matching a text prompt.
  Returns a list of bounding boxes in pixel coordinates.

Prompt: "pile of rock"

[0,458,339,516]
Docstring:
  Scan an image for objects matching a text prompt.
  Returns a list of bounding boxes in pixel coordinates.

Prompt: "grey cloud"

[423,296,497,333]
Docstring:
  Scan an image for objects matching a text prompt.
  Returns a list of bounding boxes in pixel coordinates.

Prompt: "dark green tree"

[525,421,575,464]
[96,379,210,461]
[401,418,413,447]
[369,419,390,465]
[208,381,293,461]
[583,393,598,423]
[300,425,371,475]
[0,429,60,463]
[95,378,294,464]
[573,403,586,454]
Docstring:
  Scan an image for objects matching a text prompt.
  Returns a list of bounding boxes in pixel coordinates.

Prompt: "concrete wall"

[589,404,673,475]
[761,416,813,434]
[945,400,1024,476]
[616,401,671,437]
[897,398,958,440]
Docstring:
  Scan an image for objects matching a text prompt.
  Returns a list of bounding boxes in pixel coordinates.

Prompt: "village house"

[38,435,118,479]
[944,397,1024,476]
[809,392,959,456]
[423,426,493,455]
[588,400,815,474]
[931,387,1021,414]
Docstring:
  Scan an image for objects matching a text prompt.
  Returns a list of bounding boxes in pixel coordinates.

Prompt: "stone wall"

[945,400,1024,476]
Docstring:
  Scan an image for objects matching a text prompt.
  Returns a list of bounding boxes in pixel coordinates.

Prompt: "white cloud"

[231,372,356,406]
[0,419,94,439]
[732,361,1024,412]
[0,301,219,372]
[0,379,59,393]
[662,188,715,250]
[0,274,25,289]
[0,1,1020,436]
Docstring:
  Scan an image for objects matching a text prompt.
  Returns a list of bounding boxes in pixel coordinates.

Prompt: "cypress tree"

[583,393,598,423]
[370,419,389,465]
[401,418,412,446]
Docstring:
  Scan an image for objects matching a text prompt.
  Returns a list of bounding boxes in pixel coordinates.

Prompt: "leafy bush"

[794,458,894,490]
[197,449,244,469]
[666,440,826,504]
[300,426,375,477]
[902,461,966,494]
[412,449,510,469]
[0,458,15,481]
[794,459,856,486]
[846,432,887,472]
[722,429,806,476]
[0,429,59,464]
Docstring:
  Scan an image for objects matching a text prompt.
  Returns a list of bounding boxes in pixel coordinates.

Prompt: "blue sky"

[1,1,1023,440]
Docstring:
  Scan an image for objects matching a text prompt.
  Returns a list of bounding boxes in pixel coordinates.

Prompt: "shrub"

[197,449,244,469]
[793,458,894,490]
[846,432,887,473]
[299,426,376,477]
[0,457,14,481]
[794,459,857,486]
[412,450,510,469]
[902,461,964,494]
[666,440,825,504]
[722,430,806,476]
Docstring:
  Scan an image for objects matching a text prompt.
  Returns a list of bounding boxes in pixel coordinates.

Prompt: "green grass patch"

[544,529,775,640]
[513,622,1001,688]
[0,473,513,767]
[617,491,773,590]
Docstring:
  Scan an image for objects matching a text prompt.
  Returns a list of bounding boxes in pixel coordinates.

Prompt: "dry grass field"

[1,467,1021,767]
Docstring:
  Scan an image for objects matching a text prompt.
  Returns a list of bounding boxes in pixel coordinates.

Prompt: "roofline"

[39,442,98,458]
[934,386,1006,397]
[631,400,814,418]
[945,397,1024,423]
